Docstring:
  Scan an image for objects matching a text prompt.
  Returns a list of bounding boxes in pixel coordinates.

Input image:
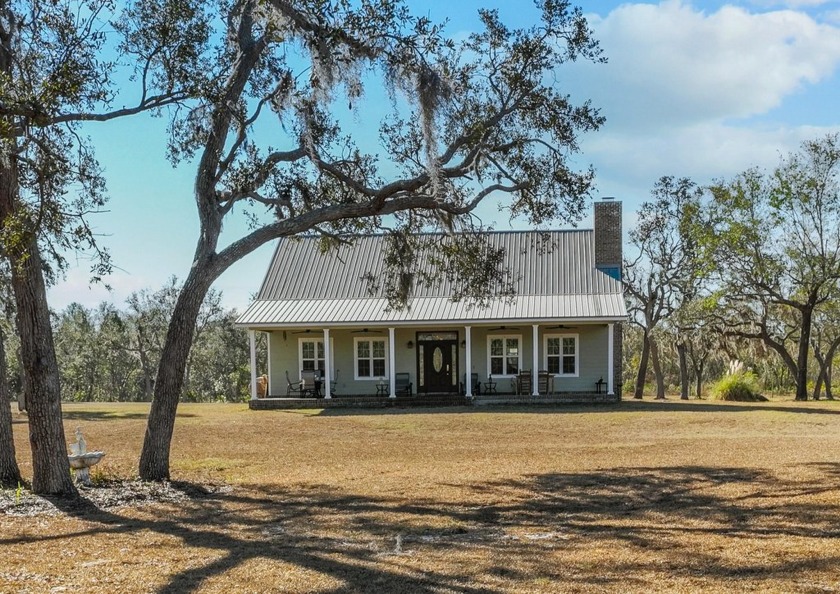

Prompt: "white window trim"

[544,333,579,377]
[486,334,523,379]
[298,337,335,377]
[353,336,389,381]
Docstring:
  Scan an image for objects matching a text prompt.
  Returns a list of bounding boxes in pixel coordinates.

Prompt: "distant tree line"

[1,277,261,405]
[625,135,840,401]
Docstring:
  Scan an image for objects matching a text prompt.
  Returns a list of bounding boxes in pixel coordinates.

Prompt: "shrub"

[710,370,767,402]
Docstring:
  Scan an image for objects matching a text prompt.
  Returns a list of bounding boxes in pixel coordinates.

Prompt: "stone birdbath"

[68,427,105,486]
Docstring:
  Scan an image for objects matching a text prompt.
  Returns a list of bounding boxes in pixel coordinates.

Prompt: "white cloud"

[554,1,840,211]
[584,122,840,191]
[570,1,840,132]
[750,0,833,8]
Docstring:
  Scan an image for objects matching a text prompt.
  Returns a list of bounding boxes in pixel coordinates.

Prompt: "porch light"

[460,340,466,348]
[407,340,414,349]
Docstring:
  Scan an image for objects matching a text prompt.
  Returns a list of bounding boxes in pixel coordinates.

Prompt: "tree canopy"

[134,0,608,480]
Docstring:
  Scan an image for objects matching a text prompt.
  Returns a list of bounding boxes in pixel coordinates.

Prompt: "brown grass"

[3,398,840,593]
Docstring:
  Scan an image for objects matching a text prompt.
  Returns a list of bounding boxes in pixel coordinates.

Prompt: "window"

[487,335,521,377]
[298,338,334,376]
[354,337,387,379]
[299,339,325,373]
[545,334,578,376]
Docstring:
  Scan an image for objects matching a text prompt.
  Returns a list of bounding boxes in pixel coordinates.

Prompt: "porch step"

[473,392,620,406]
[249,394,470,410]
[249,392,617,410]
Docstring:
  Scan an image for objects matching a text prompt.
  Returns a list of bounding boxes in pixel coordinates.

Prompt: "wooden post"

[532,324,539,396]
[249,330,257,400]
[465,325,472,396]
[388,327,396,398]
[324,328,331,399]
[608,323,615,396]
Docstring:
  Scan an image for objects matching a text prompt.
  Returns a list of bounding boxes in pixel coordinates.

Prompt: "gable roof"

[236,230,626,328]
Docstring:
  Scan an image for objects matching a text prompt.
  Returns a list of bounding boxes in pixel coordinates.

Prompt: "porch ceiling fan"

[546,324,577,330]
[351,328,382,334]
[292,329,313,334]
[487,326,520,331]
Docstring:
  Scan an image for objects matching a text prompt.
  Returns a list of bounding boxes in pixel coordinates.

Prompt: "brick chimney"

[594,198,622,280]
[593,197,623,396]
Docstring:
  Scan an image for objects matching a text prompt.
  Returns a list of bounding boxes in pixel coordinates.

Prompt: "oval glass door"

[433,347,443,372]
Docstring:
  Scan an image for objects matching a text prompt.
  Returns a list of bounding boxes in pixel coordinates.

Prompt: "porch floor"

[249,392,619,410]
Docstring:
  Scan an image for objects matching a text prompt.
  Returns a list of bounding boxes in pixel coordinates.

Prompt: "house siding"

[267,324,612,396]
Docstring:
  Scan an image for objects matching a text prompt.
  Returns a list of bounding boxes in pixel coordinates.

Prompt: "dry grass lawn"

[2,398,840,593]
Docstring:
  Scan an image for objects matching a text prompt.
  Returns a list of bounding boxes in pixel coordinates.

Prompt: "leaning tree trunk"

[649,337,666,400]
[794,306,813,401]
[816,336,840,401]
[634,331,651,399]
[139,264,216,481]
[0,155,76,496]
[812,368,824,401]
[0,327,22,487]
[676,340,689,400]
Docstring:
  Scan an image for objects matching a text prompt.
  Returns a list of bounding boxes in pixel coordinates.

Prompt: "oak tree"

[703,135,840,401]
[0,0,203,494]
[136,0,606,479]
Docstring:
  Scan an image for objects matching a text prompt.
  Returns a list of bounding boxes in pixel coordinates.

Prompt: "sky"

[47,0,840,313]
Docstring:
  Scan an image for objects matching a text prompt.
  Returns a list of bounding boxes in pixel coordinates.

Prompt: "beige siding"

[268,324,613,396]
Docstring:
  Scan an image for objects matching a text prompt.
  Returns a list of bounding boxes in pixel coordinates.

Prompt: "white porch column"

[324,328,332,399]
[249,330,257,400]
[465,325,472,396]
[532,324,539,396]
[607,323,615,395]
[388,327,396,398]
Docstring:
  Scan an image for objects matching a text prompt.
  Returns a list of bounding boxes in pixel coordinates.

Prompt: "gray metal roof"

[237,230,626,327]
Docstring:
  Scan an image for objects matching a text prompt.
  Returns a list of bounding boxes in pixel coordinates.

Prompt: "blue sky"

[49,0,840,312]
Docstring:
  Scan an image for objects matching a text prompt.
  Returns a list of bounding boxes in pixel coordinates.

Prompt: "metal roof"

[237,230,626,327]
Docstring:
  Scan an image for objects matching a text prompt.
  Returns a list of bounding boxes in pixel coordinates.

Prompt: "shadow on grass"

[60,410,155,421]
[622,399,840,415]
[4,464,840,592]
[311,399,840,418]
[14,410,197,423]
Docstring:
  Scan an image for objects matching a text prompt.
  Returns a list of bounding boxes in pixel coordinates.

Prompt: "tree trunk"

[813,366,824,401]
[794,306,813,401]
[650,337,666,399]
[139,264,216,481]
[676,341,689,400]
[0,328,22,487]
[819,336,840,401]
[695,359,704,399]
[634,331,650,399]
[0,153,76,496]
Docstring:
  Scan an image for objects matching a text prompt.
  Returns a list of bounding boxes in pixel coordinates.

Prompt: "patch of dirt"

[0,480,232,517]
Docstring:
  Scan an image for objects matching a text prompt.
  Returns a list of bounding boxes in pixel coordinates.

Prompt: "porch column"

[532,324,539,396]
[249,330,257,400]
[465,325,472,396]
[607,323,615,395]
[388,326,396,398]
[323,328,332,399]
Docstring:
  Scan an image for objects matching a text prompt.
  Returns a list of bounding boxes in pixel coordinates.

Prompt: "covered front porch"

[245,320,621,406]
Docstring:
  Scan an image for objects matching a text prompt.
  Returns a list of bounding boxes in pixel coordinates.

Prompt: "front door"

[416,332,459,394]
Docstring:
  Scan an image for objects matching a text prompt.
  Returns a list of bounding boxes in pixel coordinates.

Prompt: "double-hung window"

[487,335,521,377]
[354,337,387,379]
[545,334,578,376]
[299,339,325,374]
